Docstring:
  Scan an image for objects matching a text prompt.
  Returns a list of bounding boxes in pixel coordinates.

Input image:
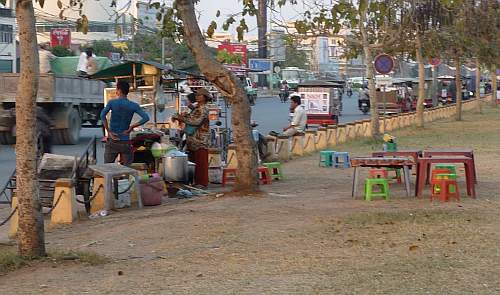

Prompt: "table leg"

[104,176,114,211]
[426,162,431,184]
[471,154,478,184]
[417,162,427,197]
[464,162,475,198]
[352,167,359,198]
[133,174,143,208]
[403,165,412,197]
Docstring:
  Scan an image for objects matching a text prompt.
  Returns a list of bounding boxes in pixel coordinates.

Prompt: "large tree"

[6,0,46,257]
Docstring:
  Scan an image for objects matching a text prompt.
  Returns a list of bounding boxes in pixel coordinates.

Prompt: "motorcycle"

[279,88,289,103]
[361,102,370,114]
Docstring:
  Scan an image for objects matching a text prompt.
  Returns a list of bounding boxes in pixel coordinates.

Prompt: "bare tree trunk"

[176,0,258,192]
[475,58,482,113]
[491,64,498,106]
[359,11,379,138]
[455,56,463,121]
[15,0,45,257]
[257,0,268,87]
[415,34,425,128]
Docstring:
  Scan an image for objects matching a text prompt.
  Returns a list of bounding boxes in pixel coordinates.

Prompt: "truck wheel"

[0,131,15,145]
[59,108,81,145]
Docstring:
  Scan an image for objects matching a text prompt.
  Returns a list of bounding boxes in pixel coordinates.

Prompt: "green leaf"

[0,0,6,5]
[216,10,220,17]
[38,0,45,8]
[207,21,217,38]
[57,0,63,9]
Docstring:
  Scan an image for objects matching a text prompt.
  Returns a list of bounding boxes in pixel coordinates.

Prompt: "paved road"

[0,92,367,188]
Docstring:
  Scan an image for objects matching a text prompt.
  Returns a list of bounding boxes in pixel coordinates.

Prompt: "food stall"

[296,80,343,126]
[90,60,228,184]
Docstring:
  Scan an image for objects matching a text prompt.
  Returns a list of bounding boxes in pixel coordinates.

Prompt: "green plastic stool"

[263,162,284,180]
[319,151,335,167]
[385,167,402,183]
[435,173,457,193]
[435,164,457,175]
[364,178,390,201]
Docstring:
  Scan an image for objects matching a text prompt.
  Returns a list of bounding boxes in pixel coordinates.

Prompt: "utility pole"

[257,0,268,87]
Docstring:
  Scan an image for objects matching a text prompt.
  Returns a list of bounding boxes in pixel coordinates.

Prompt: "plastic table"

[350,157,415,198]
[422,149,477,183]
[89,163,143,210]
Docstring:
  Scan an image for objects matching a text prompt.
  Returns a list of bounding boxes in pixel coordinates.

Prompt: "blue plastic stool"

[319,151,336,167]
[333,152,350,168]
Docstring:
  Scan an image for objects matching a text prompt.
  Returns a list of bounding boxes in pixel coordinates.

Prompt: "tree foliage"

[51,45,74,57]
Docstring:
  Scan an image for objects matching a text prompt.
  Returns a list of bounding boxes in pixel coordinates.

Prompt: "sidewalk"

[1,107,500,294]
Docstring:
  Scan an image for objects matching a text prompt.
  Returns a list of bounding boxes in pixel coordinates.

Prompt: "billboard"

[217,43,247,66]
[249,58,272,73]
[300,92,329,114]
[50,28,71,48]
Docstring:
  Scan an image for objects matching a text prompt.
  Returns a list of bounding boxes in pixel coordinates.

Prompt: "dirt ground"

[1,107,500,295]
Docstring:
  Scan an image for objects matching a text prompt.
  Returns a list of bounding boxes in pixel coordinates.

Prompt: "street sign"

[374,54,394,75]
[429,58,441,66]
[50,28,71,48]
[376,76,392,87]
[249,58,272,74]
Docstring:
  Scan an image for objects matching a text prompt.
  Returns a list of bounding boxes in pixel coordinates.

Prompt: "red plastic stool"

[222,168,237,187]
[431,168,453,181]
[258,166,272,185]
[431,179,460,202]
[369,169,388,179]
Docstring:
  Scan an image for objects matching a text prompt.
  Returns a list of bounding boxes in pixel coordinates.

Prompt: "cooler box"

[140,176,164,206]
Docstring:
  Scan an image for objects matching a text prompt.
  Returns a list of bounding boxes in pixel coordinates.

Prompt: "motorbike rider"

[280,80,290,102]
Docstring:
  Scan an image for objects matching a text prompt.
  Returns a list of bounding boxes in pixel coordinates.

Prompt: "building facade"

[0,1,16,73]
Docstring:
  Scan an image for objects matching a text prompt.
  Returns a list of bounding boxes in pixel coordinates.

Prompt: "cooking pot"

[163,150,188,182]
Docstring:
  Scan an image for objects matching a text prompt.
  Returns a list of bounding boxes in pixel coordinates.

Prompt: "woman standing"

[173,88,211,187]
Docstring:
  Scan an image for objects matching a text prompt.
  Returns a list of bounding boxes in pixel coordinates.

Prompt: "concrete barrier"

[326,125,337,147]
[291,134,305,157]
[303,130,317,154]
[362,120,372,138]
[226,144,238,168]
[346,123,356,140]
[50,178,78,225]
[337,124,347,144]
[265,136,277,161]
[315,127,327,150]
[276,136,290,161]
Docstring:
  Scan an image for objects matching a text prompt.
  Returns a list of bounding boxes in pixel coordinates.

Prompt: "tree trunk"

[257,0,268,87]
[15,0,45,257]
[475,58,482,113]
[415,34,425,128]
[359,9,379,138]
[455,56,463,121]
[491,64,498,106]
[176,0,258,192]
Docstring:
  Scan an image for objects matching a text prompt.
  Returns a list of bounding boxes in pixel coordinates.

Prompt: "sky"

[117,0,308,37]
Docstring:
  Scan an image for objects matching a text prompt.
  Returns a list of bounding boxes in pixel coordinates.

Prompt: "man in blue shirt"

[100,80,150,165]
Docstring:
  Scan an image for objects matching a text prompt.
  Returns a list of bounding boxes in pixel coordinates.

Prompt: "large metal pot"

[163,150,188,182]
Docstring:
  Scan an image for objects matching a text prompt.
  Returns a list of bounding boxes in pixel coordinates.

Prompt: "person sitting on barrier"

[282,95,306,137]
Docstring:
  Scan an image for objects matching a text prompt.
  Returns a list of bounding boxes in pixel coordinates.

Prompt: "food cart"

[297,80,343,126]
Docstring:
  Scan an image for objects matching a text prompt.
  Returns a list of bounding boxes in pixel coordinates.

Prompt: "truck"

[0,73,106,145]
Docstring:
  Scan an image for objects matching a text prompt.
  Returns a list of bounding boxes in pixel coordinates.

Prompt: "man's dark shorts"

[104,140,133,166]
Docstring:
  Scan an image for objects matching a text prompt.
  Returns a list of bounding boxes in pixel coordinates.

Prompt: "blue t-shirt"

[100,97,150,140]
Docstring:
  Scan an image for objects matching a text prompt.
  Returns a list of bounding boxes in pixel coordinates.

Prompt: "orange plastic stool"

[222,168,237,187]
[258,166,272,185]
[369,169,389,179]
[431,179,460,202]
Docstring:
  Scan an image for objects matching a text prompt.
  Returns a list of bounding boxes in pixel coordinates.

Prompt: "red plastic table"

[416,156,476,198]
[422,149,477,183]
[351,157,415,198]
[372,150,422,164]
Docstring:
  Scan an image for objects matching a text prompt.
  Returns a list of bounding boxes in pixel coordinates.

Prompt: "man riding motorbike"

[279,80,290,103]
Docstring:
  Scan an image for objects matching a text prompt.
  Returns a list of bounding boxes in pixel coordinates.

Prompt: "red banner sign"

[217,43,247,66]
[50,28,71,48]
